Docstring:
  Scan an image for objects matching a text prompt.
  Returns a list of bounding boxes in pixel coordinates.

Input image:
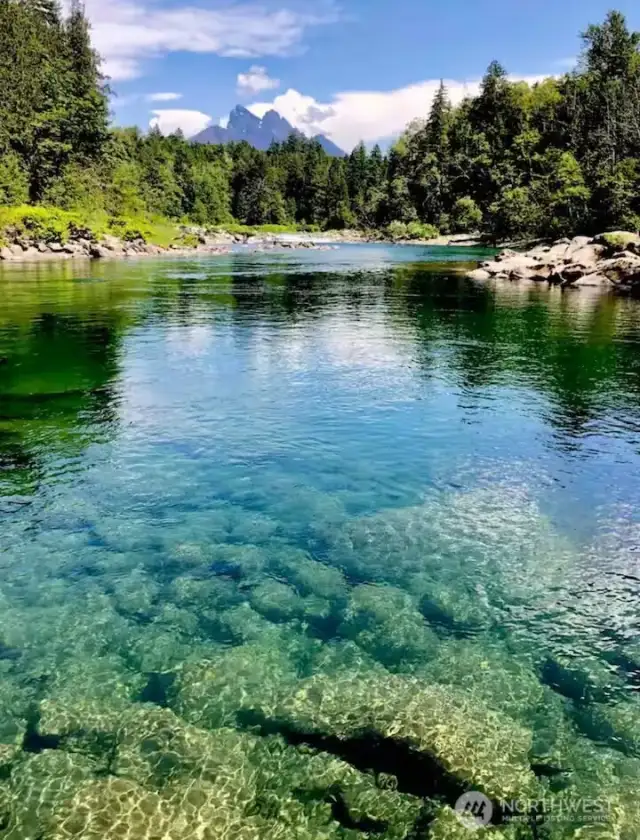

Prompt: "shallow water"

[2,245,640,838]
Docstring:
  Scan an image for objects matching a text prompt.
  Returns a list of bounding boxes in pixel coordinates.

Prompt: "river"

[1,245,640,837]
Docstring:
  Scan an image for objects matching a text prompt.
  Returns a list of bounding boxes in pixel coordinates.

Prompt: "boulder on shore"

[468,233,640,294]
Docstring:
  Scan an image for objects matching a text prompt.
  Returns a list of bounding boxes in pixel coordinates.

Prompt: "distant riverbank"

[0,209,484,265]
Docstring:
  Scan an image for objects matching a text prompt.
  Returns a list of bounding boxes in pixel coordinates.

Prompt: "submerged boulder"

[272,671,539,801]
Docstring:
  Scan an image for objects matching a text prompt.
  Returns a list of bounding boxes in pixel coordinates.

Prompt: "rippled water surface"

[2,245,640,838]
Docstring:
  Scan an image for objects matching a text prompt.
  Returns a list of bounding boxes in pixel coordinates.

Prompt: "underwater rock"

[412,576,493,636]
[112,706,260,805]
[269,670,539,801]
[267,549,349,603]
[26,692,425,840]
[329,486,581,654]
[170,642,301,729]
[537,733,640,839]
[0,679,33,773]
[249,580,311,624]
[109,565,161,623]
[248,579,337,634]
[427,805,513,838]
[218,603,284,644]
[248,735,423,840]
[47,776,257,840]
[339,584,440,670]
[169,573,243,614]
[539,655,622,706]
[0,642,21,662]
[3,751,96,840]
[418,639,544,720]
[572,699,640,758]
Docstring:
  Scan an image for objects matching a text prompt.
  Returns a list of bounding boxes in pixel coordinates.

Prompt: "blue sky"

[80,0,640,150]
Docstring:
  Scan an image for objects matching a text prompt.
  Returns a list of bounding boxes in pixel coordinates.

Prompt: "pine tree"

[64,0,109,160]
[326,158,353,228]
[347,142,368,220]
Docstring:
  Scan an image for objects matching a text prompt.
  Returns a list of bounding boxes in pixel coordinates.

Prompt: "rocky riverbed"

[468,232,640,293]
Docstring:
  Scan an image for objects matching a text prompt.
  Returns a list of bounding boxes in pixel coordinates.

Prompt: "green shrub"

[387,221,438,241]
[176,232,200,248]
[386,221,409,240]
[406,221,439,240]
[107,217,151,243]
[488,187,541,241]
[0,205,78,244]
[451,197,483,233]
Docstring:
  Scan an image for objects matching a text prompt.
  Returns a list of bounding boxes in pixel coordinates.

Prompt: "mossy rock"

[218,602,283,644]
[249,580,310,624]
[41,654,148,710]
[410,573,493,634]
[169,574,242,614]
[595,231,640,253]
[528,718,640,839]
[0,678,31,773]
[329,486,578,617]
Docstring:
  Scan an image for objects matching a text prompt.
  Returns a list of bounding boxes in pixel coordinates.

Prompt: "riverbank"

[0,229,340,264]
[468,232,640,293]
[0,227,482,264]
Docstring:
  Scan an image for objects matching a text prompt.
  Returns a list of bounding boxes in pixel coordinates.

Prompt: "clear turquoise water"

[2,245,640,838]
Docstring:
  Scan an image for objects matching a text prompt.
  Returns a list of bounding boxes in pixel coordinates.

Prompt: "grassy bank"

[0,206,446,250]
[0,206,184,248]
[0,207,336,247]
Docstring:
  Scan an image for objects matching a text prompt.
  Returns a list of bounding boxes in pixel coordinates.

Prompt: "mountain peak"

[229,104,257,122]
[192,105,345,156]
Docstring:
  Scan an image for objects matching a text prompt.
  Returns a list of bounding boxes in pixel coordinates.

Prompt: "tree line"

[1,2,639,239]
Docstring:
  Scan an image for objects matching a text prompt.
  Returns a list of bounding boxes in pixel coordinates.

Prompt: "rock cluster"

[468,231,640,292]
[0,229,342,263]
[244,236,337,252]
[0,232,231,263]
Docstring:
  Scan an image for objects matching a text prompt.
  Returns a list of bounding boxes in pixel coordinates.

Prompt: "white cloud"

[237,65,280,95]
[249,75,550,151]
[73,0,337,81]
[149,109,212,136]
[146,92,183,102]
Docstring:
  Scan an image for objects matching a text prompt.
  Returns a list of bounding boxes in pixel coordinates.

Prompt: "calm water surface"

[1,245,640,838]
